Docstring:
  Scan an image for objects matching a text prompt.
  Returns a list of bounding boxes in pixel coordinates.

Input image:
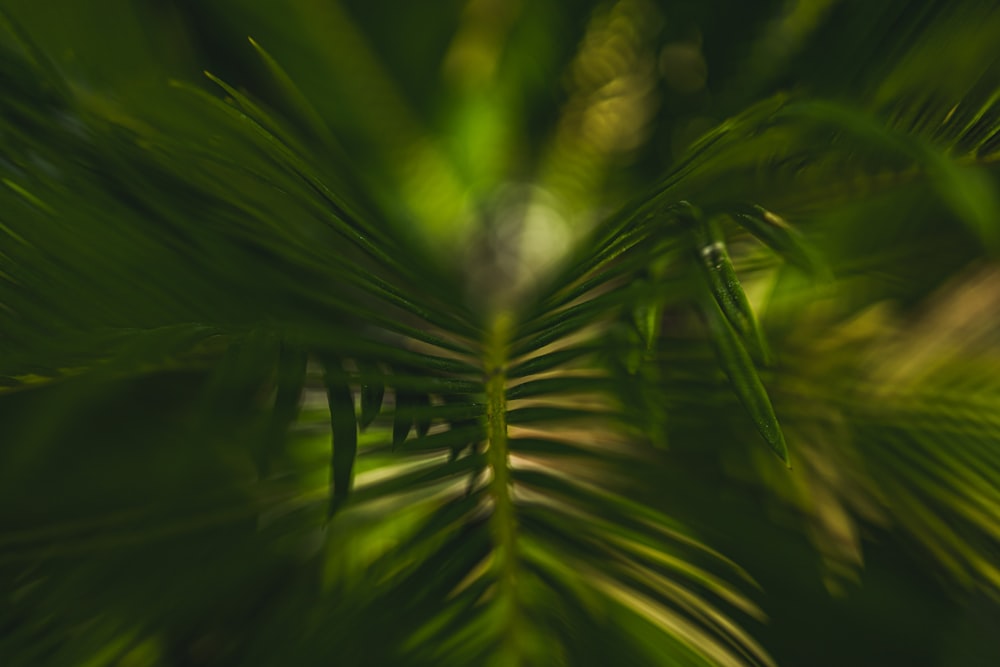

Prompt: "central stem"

[485,312,516,587]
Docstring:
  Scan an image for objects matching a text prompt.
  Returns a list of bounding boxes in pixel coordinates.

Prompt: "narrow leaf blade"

[730,205,826,277]
[414,392,433,438]
[260,341,308,473]
[247,36,338,146]
[700,297,789,466]
[358,360,385,430]
[693,215,773,366]
[393,390,414,449]
[323,358,359,517]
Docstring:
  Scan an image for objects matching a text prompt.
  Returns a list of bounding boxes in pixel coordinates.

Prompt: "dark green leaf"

[699,295,789,466]
[357,359,385,430]
[260,340,308,472]
[393,390,414,449]
[323,358,358,517]
[414,392,432,438]
[690,212,772,366]
[730,205,825,277]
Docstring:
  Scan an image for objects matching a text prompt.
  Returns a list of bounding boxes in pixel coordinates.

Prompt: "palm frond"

[3,1,1000,665]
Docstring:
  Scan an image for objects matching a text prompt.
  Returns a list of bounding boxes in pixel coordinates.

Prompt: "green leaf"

[322,357,359,517]
[357,359,385,430]
[198,329,276,424]
[685,207,772,366]
[779,99,1000,252]
[246,36,339,148]
[630,272,664,366]
[507,347,596,378]
[386,424,485,455]
[260,340,308,473]
[730,205,826,277]
[700,293,790,466]
[393,390,414,449]
[413,392,432,438]
[350,453,485,506]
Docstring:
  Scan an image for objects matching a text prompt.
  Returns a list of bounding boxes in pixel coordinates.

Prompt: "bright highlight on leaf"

[690,210,773,366]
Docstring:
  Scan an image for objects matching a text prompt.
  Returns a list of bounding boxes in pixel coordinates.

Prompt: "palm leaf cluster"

[2,1,1000,665]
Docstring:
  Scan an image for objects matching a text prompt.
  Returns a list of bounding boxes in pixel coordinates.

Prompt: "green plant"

[2,1,1000,665]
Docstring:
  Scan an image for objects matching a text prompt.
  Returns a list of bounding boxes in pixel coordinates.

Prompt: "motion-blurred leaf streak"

[780,99,1000,251]
[575,562,772,667]
[2,177,53,218]
[607,558,767,665]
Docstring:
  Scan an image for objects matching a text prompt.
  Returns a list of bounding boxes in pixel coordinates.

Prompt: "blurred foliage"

[2,1,1000,665]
